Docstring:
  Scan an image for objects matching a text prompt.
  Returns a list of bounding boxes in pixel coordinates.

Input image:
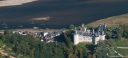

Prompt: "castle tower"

[104,23,107,28]
[83,27,87,32]
[82,23,85,28]
[74,29,79,45]
[98,24,101,35]
[92,33,95,44]
[74,34,79,45]
[92,29,95,34]
[99,23,106,40]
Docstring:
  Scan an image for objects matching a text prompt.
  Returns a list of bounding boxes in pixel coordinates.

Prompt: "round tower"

[74,34,79,45]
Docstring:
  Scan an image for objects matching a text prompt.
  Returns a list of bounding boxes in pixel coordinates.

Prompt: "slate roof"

[75,24,106,37]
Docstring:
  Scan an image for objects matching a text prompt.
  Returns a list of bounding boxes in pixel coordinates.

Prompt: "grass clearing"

[113,39,128,47]
[115,48,128,56]
[107,39,128,57]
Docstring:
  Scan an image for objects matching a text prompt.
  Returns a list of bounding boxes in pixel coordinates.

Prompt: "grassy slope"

[86,14,128,27]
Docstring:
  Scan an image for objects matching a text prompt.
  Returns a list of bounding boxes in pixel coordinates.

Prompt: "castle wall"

[74,34,105,45]
[85,36,92,42]
[100,35,105,40]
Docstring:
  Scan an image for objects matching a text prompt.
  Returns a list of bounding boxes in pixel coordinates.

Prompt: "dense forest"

[0,24,128,58]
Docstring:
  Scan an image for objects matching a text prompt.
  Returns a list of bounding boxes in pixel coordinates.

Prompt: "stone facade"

[74,23,106,45]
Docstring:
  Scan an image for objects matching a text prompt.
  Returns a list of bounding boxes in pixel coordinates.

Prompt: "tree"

[29,48,35,58]
[120,25,128,38]
[95,41,108,58]
[92,53,96,58]
[105,27,116,39]
[4,30,10,35]
[82,47,88,58]
[115,27,124,39]
[69,24,75,30]
[105,28,113,39]
[105,31,112,39]
[2,29,100,58]
[0,40,3,47]
[68,53,78,58]
[0,53,2,58]
[87,53,92,58]
[78,48,83,58]
[123,31,128,38]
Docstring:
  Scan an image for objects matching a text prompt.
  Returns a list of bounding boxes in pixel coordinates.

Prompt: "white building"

[74,23,106,45]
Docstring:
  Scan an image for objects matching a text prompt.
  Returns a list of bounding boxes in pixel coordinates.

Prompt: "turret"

[75,27,77,34]
[99,23,102,27]
[101,31,105,35]
[98,24,101,35]
[82,23,85,28]
[74,27,79,45]
[92,29,95,34]
[83,27,87,32]
[104,23,107,29]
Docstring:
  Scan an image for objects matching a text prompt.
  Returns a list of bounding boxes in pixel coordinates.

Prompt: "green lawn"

[115,48,128,56]
[108,39,128,56]
[113,39,128,47]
